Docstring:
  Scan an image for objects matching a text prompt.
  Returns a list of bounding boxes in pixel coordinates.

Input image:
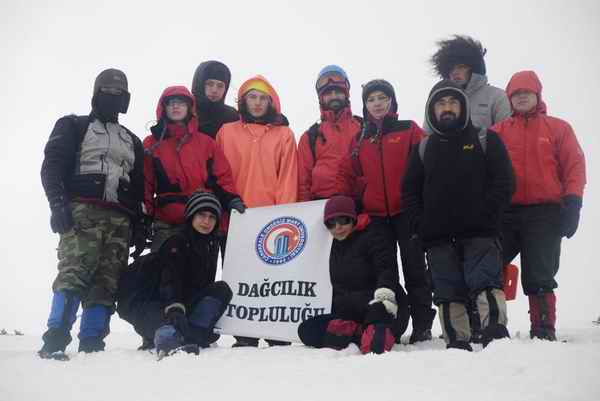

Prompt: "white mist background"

[1,0,598,335]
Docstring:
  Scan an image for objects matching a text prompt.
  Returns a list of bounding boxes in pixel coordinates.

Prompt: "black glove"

[229,197,247,214]
[166,306,189,338]
[49,199,74,234]
[130,216,152,259]
[560,195,582,239]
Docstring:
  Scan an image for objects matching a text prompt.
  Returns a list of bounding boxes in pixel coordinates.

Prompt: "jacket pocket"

[69,173,105,200]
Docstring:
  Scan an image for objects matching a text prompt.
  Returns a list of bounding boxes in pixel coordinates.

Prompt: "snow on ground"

[1,326,599,401]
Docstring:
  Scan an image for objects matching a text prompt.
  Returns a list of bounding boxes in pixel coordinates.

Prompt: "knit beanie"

[323,196,357,223]
[184,192,222,221]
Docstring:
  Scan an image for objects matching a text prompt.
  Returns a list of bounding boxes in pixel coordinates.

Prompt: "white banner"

[215,200,333,343]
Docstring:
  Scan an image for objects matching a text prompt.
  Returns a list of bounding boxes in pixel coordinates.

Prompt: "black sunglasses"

[325,216,354,229]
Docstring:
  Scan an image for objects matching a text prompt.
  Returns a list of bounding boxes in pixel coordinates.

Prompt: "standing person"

[298,196,410,354]
[143,86,244,253]
[337,79,436,344]
[403,80,513,351]
[217,75,298,346]
[117,192,233,356]
[297,65,361,201]
[492,71,586,341]
[424,35,510,133]
[191,60,240,138]
[39,69,145,359]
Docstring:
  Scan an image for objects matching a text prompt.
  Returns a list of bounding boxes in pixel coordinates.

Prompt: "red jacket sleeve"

[557,121,586,197]
[297,131,314,202]
[275,128,298,204]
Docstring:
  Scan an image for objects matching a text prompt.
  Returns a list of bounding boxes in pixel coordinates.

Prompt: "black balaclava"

[425,80,470,136]
[192,61,232,113]
[91,68,130,123]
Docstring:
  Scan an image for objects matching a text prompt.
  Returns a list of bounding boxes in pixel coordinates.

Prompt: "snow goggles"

[316,73,348,93]
[99,87,124,96]
[325,216,354,229]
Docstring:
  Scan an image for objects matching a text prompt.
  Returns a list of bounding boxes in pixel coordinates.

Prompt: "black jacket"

[40,113,144,216]
[196,104,239,138]
[402,123,513,246]
[329,216,401,321]
[158,226,220,309]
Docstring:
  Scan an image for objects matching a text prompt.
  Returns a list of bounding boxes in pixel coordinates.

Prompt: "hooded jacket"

[297,105,361,201]
[402,80,513,246]
[492,71,586,205]
[143,86,238,225]
[423,73,511,132]
[329,215,401,321]
[191,61,240,138]
[216,76,298,207]
[336,86,423,217]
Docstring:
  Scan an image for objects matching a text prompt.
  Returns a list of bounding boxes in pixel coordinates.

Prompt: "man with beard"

[39,69,145,359]
[191,60,240,138]
[423,35,510,133]
[402,80,513,351]
[298,65,361,201]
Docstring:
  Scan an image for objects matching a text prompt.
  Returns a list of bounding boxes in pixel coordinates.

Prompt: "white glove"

[369,288,398,318]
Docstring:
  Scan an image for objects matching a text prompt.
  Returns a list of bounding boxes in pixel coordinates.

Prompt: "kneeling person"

[298,196,410,354]
[117,192,232,355]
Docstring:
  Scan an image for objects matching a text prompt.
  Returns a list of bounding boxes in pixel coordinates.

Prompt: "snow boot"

[78,305,110,353]
[232,337,259,347]
[439,302,471,346]
[360,323,395,354]
[446,340,473,352]
[137,337,154,351]
[38,291,80,359]
[408,306,436,344]
[529,292,557,341]
[476,288,509,346]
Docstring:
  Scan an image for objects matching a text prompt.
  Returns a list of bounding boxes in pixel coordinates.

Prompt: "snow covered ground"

[2,322,599,401]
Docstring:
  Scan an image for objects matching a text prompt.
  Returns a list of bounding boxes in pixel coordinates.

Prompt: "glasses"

[316,73,347,92]
[99,87,124,96]
[325,216,354,229]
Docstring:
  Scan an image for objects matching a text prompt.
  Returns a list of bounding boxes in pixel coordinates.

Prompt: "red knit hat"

[323,196,357,224]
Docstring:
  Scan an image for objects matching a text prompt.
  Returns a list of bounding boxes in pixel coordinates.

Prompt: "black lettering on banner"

[237,283,249,296]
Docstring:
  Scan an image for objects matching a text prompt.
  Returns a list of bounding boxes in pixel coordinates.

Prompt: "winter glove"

[49,199,74,234]
[368,288,398,319]
[360,323,395,354]
[560,195,582,239]
[229,197,247,214]
[165,304,189,339]
[130,216,152,260]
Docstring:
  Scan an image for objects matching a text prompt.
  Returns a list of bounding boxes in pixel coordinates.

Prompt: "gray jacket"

[423,73,511,132]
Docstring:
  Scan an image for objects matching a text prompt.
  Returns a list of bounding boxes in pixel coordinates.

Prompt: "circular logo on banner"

[256,216,307,265]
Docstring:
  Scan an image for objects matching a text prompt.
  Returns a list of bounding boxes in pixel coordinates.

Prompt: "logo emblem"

[256,216,307,265]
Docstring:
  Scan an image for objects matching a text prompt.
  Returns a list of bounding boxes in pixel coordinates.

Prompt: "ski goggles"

[316,73,348,93]
[99,87,125,96]
[325,216,354,229]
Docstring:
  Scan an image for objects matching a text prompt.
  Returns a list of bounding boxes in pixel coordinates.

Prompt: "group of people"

[37,35,586,360]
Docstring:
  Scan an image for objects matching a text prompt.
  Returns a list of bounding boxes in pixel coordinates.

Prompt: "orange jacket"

[216,76,298,207]
[297,107,361,201]
[492,71,586,205]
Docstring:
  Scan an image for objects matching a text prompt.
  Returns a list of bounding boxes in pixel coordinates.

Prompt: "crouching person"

[117,192,232,356]
[402,80,514,351]
[298,196,409,354]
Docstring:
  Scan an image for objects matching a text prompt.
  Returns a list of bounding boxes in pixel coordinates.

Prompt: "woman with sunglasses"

[298,196,409,354]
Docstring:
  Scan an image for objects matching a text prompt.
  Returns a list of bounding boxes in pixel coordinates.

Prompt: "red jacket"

[298,107,361,201]
[492,71,586,205]
[337,115,423,217]
[144,86,237,225]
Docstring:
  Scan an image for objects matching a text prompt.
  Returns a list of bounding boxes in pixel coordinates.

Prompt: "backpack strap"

[307,122,325,163]
[418,134,431,163]
[477,127,487,153]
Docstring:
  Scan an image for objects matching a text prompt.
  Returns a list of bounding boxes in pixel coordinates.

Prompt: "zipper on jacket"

[377,129,391,217]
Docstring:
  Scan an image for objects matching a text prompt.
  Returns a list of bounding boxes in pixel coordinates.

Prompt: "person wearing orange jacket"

[217,75,298,207]
[144,86,244,254]
[492,70,586,341]
[297,65,361,202]
[216,75,298,347]
[337,79,436,344]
